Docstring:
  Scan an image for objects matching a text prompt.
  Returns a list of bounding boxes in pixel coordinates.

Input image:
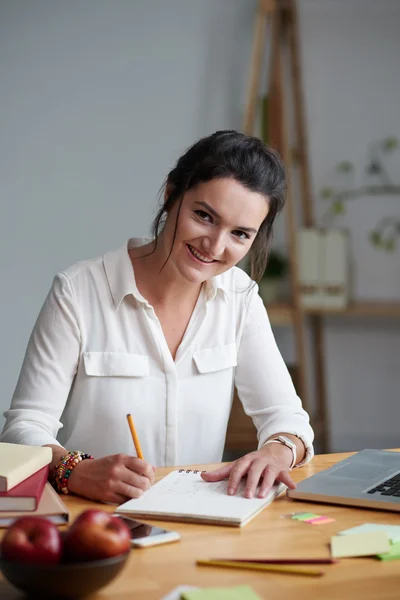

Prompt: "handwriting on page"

[159,473,245,498]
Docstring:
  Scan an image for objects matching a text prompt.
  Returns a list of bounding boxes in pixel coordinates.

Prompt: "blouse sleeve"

[234,287,314,465]
[0,273,81,447]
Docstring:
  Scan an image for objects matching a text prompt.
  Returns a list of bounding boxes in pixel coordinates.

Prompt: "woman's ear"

[164,182,174,205]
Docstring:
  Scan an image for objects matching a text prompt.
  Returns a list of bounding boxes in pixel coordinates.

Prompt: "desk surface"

[1,451,400,599]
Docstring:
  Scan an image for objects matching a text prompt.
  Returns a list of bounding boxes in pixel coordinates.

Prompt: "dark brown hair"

[152,130,286,282]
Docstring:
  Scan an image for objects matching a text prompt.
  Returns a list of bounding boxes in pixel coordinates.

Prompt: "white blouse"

[1,239,314,467]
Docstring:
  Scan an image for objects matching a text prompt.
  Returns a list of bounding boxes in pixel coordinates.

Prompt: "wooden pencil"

[196,559,324,577]
[126,413,144,460]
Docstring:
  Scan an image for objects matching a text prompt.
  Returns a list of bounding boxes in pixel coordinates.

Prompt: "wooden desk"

[2,451,400,599]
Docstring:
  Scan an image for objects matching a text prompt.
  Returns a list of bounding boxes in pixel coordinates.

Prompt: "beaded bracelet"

[51,450,94,495]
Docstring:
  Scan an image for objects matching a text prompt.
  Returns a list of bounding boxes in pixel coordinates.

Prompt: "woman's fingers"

[201,463,233,482]
[258,468,296,498]
[121,469,152,493]
[118,480,146,500]
[244,460,273,498]
[277,469,296,489]
[226,457,253,495]
[105,491,135,505]
[124,456,155,483]
[257,466,279,498]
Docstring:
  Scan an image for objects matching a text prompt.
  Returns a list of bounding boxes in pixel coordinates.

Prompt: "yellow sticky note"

[331,531,390,558]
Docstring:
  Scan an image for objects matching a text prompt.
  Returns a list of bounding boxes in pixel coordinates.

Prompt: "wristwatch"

[264,435,297,469]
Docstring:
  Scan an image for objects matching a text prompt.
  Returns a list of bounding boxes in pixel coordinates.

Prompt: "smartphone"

[116,515,181,548]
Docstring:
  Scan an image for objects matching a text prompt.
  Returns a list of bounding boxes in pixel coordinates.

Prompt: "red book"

[0,466,49,511]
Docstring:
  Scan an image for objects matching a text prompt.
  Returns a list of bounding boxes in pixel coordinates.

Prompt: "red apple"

[63,509,131,562]
[1,516,62,565]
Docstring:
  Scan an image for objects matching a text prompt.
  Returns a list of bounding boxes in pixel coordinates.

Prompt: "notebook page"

[116,470,286,524]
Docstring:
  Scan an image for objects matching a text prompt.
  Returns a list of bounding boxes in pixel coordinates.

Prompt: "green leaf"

[384,238,396,252]
[369,231,382,247]
[319,186,334,199]
[382,137,399,153]
[337,160,354,173]
[332,200,345,215]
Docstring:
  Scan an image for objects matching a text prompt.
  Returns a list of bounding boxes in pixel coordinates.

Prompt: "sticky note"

[331,531,390,558]
[377,540,400,561]
[180,585,262,600]
[338,523,400,544]
[291,513,320,521]
[309,516,336,525]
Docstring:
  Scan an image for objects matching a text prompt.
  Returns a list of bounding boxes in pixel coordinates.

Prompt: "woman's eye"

[194,210,212,222]
[232,230,250,240]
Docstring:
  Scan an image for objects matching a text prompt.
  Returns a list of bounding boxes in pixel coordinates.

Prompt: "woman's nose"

[202,231,225,258]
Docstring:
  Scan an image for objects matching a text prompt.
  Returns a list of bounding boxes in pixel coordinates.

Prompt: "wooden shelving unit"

[225,0,400,457]
[268,302,400,326]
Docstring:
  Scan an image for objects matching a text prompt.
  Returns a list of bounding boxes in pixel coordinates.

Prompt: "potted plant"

[258,249,289,303]
[319,136,400,251]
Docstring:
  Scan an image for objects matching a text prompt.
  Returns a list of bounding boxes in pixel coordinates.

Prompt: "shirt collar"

[103,238,229,310]
[103,239,144,310]
[204,274,229,301]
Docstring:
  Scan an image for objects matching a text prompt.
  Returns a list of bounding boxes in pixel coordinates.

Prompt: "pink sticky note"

[309,516,336,525]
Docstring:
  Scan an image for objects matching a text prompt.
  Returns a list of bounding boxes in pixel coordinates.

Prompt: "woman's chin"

[178,264,213,286]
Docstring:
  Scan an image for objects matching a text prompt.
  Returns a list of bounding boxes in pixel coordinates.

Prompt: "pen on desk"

[126,413,144,460]
[197,559,324,577]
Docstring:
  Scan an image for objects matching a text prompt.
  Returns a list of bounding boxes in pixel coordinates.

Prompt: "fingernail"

[246,491,253,499]
[228,487,234,495]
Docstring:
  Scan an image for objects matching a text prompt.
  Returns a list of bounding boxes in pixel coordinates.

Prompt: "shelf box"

[297,228,350,310]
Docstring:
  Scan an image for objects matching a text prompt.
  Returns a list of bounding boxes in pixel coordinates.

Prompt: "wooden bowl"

[0,551,130,599]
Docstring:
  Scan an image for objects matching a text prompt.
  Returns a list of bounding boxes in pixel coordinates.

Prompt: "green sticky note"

[180,585,262,600]
[377,540,400,561]
[291,513,320,521]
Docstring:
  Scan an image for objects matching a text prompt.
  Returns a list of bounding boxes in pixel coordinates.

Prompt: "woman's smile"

[186,244,216,264]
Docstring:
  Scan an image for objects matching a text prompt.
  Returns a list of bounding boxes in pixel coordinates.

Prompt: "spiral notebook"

[115,469,287,527]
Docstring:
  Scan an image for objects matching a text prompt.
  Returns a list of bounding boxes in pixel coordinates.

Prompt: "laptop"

[287,449,400,512]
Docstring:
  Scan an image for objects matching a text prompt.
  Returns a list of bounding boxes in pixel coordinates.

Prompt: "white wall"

[1,0,399,452]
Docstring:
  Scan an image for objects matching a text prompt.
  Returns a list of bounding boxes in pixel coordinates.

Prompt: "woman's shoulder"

[57,240,129,284]
[215,265,258,296]
[58,253,104,283]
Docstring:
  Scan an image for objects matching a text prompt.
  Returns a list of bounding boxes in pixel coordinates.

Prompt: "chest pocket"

[193,343,237,374]
[83,352,149,377]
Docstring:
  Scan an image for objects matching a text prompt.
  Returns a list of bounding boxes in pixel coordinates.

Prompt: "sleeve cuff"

[259,430,314,468]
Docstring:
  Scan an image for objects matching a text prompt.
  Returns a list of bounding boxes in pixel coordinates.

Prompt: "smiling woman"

[0,130,314,504]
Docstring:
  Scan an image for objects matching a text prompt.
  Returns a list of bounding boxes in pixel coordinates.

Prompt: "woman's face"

[161,177,269,286]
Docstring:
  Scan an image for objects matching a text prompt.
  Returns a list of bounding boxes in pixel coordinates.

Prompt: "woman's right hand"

[67,453,155,504]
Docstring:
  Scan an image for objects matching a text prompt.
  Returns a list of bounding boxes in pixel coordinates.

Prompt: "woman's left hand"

[201,443,297,499]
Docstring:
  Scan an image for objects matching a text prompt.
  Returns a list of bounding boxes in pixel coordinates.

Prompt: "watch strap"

[264,435,297,469]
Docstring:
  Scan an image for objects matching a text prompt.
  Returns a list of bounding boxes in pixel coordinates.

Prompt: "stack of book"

[0,442,68,527]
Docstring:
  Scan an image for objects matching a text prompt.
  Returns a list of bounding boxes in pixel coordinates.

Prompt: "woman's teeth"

[188,245,214,263]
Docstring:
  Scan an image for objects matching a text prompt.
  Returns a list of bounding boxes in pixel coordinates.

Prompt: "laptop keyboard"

[368,472,400,496]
